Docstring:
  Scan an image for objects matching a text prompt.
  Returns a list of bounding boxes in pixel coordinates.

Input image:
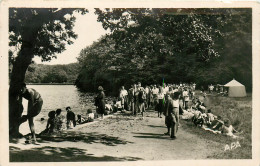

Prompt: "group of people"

[111,82,196,139]
[205,84,228,96]
[16,81,240,144]
[181,97,241,139]
[116,82,196,117]
[42,106,95,135]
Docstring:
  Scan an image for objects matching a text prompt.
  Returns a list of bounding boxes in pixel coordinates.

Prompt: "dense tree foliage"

[75,8,252,95]
[24,63,80,83]
[9,8,87,137]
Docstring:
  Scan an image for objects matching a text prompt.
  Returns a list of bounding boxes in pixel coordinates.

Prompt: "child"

[77,114,87,124]
[46,111,56,133]
[66,106,76,129]
[86,109,94,122]
[55,109,66,131]
[105,104,113,114]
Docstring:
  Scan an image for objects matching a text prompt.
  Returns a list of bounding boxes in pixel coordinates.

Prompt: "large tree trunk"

[9,32,36,138]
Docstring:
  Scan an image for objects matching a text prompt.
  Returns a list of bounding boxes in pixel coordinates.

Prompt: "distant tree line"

[24,63,80,83]
[75,8,252,96]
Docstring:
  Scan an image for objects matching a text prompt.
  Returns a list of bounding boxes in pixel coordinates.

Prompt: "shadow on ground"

[132,132,170,140]
[9,146,143,162]
[147,125,165,128]
[10,131,133,147]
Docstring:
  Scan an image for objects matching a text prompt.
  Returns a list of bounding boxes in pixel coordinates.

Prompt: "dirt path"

[9,110,222,161]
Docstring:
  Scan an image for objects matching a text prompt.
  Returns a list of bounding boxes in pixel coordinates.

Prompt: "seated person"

[105,104,113,114]
[198,105,207,113]
[113,99,122,112]
[77,114,87,124]
[208,115,224,131]
[55,109,66,131]
[193,112,207,127]
[66,106,76,129]
[86,109,94,122]
[44,110,56,134]
[206,109,215,125]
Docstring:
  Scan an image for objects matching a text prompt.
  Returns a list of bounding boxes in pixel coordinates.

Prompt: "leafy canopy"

[9,8,88,62]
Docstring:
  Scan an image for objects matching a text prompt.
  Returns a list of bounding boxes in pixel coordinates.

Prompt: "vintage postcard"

[0,0,260,166]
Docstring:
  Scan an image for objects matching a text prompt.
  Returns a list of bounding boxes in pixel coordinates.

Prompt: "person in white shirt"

[209,84,214,93]
[156,87,164,118]
[182,88,189,110]
[145,86,150,109]
[170,92,181,139]
[193,83,196,90]
[119,86,128,110]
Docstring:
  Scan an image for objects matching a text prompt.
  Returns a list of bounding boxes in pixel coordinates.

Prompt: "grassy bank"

[181,93,252,159]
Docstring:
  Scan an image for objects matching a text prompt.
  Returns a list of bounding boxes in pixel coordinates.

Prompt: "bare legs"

[28,117,37,142]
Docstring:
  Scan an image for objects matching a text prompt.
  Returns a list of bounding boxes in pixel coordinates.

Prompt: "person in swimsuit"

[19,83,43,143]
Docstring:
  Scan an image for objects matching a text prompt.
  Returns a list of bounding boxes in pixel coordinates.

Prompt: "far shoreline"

[26,83,75,85]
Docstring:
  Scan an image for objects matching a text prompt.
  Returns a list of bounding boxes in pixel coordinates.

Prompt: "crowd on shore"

[18,81,241,144]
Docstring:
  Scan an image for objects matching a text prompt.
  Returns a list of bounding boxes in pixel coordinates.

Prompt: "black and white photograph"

[1,1,260,165]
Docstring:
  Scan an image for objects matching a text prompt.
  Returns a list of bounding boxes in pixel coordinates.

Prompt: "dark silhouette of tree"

[9,8,87,138]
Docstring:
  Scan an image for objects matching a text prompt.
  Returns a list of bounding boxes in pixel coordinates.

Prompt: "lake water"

[20,85,97,135]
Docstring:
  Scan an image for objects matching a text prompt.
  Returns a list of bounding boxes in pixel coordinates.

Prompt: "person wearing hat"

[96,86,106,119]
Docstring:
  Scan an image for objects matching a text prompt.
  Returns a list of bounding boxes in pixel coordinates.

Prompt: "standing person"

[137,86,146,117]
[193,83,196,90]
[152,85,159,108]
[19,83,43,144]
[209,84,214,93]
[128,84,136,115]
[149,85,154,108]
[156,87,164,118]
[96,86,106,119]
[145,86,150,109]
[182,88,189,110]
[66,106,76,129]
[119,86,128,111]
[163,92,172,136]
[170,92,180,139]
[133,84,140,116]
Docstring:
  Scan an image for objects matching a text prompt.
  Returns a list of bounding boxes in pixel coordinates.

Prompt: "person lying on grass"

[203,116,223,134]
[221,119,242,139]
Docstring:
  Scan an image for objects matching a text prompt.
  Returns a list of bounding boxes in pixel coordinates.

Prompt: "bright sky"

[33,9,109,65]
